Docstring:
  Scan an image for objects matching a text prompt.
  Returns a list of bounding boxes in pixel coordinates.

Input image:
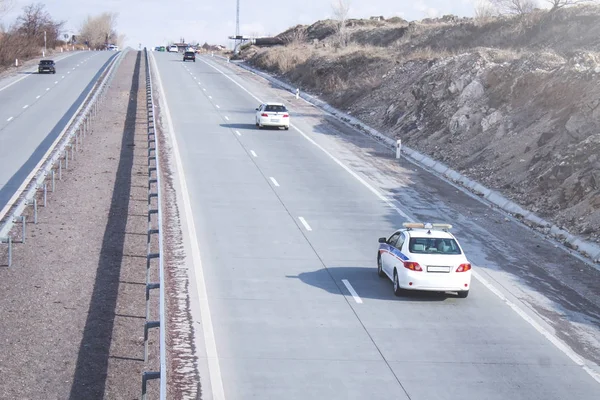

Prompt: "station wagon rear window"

[265,105,287,112]
[409,238,462,255]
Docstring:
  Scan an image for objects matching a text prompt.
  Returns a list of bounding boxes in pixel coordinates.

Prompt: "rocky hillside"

[236,6,600,243]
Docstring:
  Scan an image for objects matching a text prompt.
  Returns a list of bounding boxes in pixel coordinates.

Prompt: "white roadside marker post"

[396,139,402,159]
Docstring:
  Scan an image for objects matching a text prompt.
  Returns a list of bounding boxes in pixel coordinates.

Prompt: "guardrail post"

[20,216,26,243]
[142,371,160,400]
[33,198,38,224]
[7,236,12,267]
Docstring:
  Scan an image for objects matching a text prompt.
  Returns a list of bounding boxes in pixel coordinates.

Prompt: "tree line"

[0,1,124,68]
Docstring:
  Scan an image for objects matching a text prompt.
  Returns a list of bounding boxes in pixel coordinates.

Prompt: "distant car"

[38,59,56,74]
[159,46,166,52]
[183,51,196,62]
[168,45,178,52]
[255,102,290,130]
[377,222,472,298]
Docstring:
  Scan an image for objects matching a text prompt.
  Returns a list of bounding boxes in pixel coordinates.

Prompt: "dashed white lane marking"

[215,105,220,109]
[202,88,206,91]
[36,95,41,99]
[200,55,600,385]
[342,279,363,304]
[235,130,241,136]
[23,105,28,109]
[68,71,71,74]
[224,116,229,121]
[7,117,13,122]
[54,81,58,84]
[61,76,65,79]
[46,88,50,91]
[298,217,312,231]
[208,95,212,99]
[269,177,280,187]
[250,150,257,157]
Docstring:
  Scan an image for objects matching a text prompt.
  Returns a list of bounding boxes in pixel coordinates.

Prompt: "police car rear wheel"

[377,256,385,277]
[393,270,404,297]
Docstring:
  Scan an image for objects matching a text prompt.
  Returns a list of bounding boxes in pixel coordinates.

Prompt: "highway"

[0,50,118,212]
[150,51,600,399]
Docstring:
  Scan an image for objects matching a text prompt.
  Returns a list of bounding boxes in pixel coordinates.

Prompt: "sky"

[1,0,478,49]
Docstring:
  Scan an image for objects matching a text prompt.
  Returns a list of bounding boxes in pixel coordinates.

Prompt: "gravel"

[0,49,150,399]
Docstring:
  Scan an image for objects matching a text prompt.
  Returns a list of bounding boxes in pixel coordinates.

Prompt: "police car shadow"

[288,266,452,302]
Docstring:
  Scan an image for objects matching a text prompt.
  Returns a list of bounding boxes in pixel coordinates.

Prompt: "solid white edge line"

[269,177,280,187]
[199,55,600,384]
[342,279,363,304]
[149,51,226,399]
[250,150,257,157]
[298,217,312,231]
[472,270,600,383]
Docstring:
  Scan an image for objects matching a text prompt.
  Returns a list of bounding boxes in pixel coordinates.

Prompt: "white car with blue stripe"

[377,223,472,298]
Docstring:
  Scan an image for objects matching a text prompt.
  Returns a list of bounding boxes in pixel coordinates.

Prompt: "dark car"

[183,51,196,62]
[38,59,56,74]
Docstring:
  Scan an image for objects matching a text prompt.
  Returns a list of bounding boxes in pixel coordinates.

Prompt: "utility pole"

[235,0,240,53]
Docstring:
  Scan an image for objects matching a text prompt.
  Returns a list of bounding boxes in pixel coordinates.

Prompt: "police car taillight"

[403,261,422,271]
[456,263,471,272]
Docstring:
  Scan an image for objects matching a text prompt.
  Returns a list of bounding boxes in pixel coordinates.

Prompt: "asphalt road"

[151,51,600,400]
[0,50,118,212]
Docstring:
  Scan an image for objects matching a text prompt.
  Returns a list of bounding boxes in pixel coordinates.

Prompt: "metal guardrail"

[0,50,125,266]
[141,47,167,400]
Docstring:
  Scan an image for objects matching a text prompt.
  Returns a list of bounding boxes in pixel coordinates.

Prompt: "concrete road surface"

[151,51,600,400]
[0,50,118,211]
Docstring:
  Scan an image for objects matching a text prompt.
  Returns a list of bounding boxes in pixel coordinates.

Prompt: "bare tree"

[475,0,499,19]
[490,0,539,14]
[331,0,350,47]
[0,0,15,18]
[16,3,64,47]
[544,0,599,10]
[79,12,119,49]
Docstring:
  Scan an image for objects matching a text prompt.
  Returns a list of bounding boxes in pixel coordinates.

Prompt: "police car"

[377,223,472,298]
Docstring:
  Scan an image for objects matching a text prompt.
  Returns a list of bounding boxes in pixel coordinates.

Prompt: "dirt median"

[0,49,150,399]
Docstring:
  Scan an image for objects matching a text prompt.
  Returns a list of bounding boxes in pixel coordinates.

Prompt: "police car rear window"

[409,238,461,255]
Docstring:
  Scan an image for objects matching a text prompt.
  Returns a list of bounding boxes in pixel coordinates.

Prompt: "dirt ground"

[242,5,600,246]
[0,50,150,399]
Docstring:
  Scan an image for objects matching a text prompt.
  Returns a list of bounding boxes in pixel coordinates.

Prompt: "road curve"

[151,50,600,400]
[0,51,119,211]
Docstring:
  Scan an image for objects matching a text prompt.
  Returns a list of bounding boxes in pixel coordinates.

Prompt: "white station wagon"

[255,102,290,130]
[377,223,473,298]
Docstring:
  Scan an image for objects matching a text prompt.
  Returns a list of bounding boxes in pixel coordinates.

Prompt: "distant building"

[370,16,385,21]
